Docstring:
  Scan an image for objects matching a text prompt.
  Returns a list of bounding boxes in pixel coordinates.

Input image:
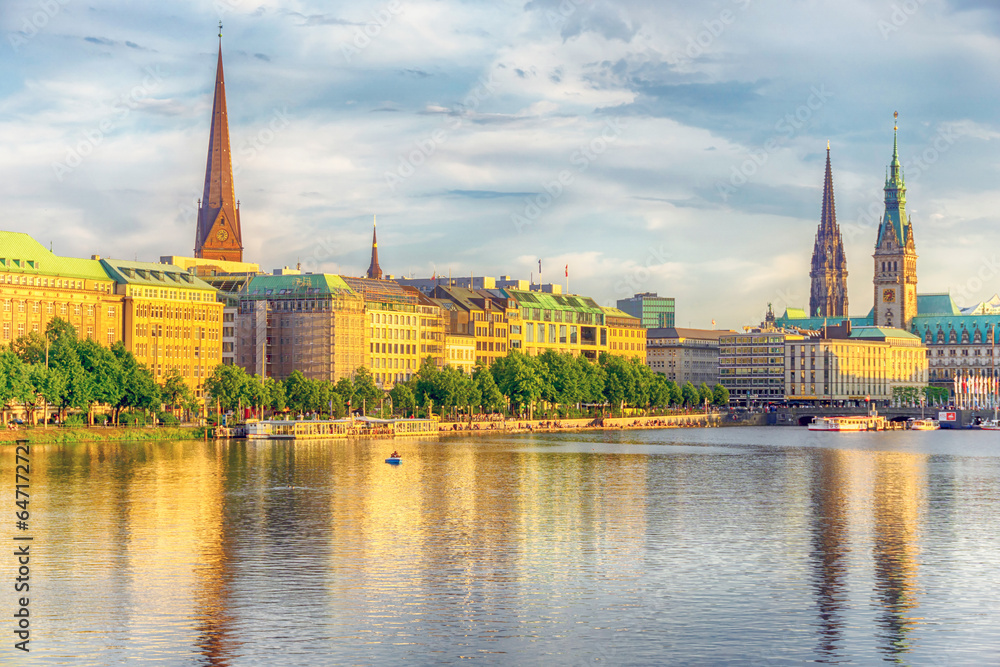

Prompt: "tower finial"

[827,139,830,151]
[218,21,223,40]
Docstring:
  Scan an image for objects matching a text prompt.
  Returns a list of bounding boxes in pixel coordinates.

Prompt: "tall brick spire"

[195,24,243,262]
[366,216,383,280]
[809,142,849,317]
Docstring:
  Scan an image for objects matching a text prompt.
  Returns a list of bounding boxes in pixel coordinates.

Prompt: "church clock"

[216,228,229,242]
[882,288,895,303]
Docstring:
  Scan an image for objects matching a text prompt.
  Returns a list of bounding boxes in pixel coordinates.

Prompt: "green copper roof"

[244,273,358,298]
[504,289,604,314]
[0,231,112,281]
[849,326,921,341]
[916,293,961,316]
[100,259,217,291]
[877,117,910,248]
[911,314,1000,343]
[600,306,641,321]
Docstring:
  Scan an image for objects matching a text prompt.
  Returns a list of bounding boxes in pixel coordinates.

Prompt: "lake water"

[5,427,1000,665]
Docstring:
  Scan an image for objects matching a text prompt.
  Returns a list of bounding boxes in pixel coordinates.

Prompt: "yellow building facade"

[0,233,122,346]
[602,307,647,362]
[785,326,927,403]
[103,260,223,399]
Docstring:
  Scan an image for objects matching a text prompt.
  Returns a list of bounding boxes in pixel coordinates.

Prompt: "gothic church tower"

[194,26,244,262]
[809,143,849,317]
[873,112,917,330]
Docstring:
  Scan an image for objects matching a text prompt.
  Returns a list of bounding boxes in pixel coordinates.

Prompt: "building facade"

[601,307,647,362]
[236,274,366,383]
[809,144,849,318]
[785,324,927,404]
[646,327,731,386]
[0,233,121,346]
[616,292,676,329]
[506,289,607,360]
[720,310,803,407]
[103,259,223,398]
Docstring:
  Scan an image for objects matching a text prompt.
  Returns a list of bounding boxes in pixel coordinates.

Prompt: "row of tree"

[0,318,196,425]
[203,349,731,419]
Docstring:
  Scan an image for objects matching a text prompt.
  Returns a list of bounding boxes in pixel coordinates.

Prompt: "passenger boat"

[979,419,1000,431]
[245,417,438,440]
[808,415,883,432]
[908,418,940,431]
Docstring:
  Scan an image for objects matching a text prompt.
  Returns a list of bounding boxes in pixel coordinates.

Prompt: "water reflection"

[809,449,851,662]
[5,430,1000,664]
[872,451,925,660]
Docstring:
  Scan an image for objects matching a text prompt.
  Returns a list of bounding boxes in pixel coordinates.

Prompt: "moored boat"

[808,415,885,432]
[908,418,939,431]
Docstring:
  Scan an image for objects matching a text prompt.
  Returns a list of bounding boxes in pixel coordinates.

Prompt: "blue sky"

[2,0,999,329]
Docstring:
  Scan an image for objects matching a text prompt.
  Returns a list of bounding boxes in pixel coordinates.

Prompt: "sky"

[1,0,999,330]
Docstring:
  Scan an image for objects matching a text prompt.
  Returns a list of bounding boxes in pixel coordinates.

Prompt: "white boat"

[909,418,939,431]
[979,419,1000,431]
[808,415,884,432]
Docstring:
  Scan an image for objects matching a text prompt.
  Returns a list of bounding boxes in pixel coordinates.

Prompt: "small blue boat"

[385,457,402,465]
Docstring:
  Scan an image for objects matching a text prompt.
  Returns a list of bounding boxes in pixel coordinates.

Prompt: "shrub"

[157,412,180,426]
[63,414,85,427]
[120,412,147,427]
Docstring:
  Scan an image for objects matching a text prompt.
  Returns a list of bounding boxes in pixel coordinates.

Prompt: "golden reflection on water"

[0,435,952,664]
[808,446,927,662]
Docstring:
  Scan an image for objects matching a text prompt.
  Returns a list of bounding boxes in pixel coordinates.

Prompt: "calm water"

[4,427,1000,665]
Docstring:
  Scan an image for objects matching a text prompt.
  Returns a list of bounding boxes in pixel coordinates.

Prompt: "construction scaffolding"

[237,274,365,381]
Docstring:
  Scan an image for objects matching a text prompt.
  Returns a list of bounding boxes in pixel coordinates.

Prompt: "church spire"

[366,216,383,280]
[195,23,243,262]
[809,142,849,317]
[872,111,918,331]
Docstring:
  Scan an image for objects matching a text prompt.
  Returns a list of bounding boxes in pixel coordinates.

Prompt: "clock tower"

[873,112,917,330]
[194,26,244,262]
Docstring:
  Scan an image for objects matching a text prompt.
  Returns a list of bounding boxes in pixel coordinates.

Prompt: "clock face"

[215,228,229,242]
[882,288,895,303]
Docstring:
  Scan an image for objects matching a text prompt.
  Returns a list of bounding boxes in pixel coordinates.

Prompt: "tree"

[204,364,250,412]
[264,376,286,413]
[77,338,124,424]
[698,382,714,408]
[335,377,355,409]
[111,342,160,423]
[389,382,416,416]
[712,383,730,407]
[667,380,682,407]
[47,335,91,419]
[473,362,504,413]
[351,367,382,415]
[491,351,543,416]
[283,370,313,414]
[28,363,65,426]
[0,350,32,422]
[11,331,48,365]
[681,381,699,407]
[161,368,197,419]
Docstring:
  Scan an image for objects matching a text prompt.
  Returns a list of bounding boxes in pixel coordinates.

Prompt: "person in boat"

[390,450,399,459]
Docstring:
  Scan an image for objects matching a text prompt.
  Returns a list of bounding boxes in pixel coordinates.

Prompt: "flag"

[538,259,542,274]
[565,264,568,278]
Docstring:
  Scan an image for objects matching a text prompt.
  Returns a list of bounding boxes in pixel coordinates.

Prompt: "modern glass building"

[616,292,675,329]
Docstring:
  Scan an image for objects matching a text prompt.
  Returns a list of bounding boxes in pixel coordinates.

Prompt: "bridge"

[772,406,973,428]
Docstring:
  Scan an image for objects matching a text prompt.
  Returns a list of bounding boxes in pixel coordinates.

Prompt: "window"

[107,306,115,318]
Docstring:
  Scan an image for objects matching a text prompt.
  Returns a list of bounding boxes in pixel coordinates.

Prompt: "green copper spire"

[877,111,908,248]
